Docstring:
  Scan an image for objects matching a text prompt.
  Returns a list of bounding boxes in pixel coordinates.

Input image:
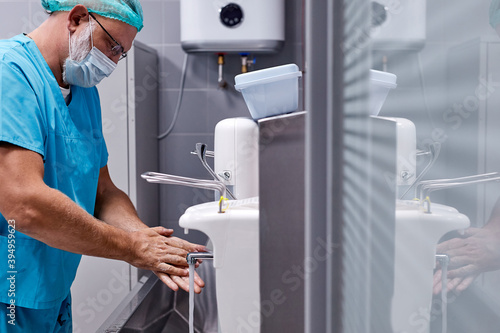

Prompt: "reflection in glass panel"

[367,1,500,332]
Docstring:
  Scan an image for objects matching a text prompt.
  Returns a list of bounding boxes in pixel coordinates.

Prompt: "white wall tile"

[0,2,30,39]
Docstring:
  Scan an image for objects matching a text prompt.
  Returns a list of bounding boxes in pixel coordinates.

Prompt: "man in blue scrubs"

[0,1,205,331]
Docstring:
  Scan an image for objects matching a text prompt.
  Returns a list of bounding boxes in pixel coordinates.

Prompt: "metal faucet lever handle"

[141,172,228,213]
[416,172,498,200]
[419,173,500,213]
[400,142,441,200]
[191,150,214,158]
[194,143,237,200]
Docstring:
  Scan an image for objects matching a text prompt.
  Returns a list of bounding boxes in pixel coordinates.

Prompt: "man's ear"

[66,4,90,34]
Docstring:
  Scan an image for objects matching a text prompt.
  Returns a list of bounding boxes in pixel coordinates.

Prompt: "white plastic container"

[235,64,302,120]
[370,69,397,116]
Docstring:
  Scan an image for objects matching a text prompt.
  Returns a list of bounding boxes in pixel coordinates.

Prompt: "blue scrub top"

[0,35,108,309]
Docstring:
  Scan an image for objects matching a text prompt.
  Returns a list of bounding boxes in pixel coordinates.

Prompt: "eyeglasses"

[89,13,127,61]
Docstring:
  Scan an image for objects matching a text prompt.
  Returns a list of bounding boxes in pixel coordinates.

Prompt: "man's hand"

[93,166,207,291]
[125,226,207,292]
[126,226,206,275]
[432,268,477,295]
[433,227,500,294]
[154,269,205,294]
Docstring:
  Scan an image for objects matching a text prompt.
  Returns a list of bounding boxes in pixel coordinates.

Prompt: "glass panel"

[354,1,500,332]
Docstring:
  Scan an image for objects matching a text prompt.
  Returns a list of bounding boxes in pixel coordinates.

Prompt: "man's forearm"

[94,185,149,232]
[0,147,196,277]
[7,185,133,262]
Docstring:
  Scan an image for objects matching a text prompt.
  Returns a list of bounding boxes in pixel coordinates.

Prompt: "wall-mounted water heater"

[371,0,426,50]
[180,0,285,53]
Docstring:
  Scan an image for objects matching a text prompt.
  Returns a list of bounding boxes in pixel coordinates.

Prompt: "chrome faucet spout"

[187,252,214,265]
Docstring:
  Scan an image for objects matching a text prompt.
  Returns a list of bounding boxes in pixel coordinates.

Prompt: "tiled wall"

[0,1,49,39]
[370,0,499,213]
[373,0,497,148]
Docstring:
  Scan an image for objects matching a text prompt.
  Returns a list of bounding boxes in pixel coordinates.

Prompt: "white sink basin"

[391,200,470,333]
[179,197,260,333]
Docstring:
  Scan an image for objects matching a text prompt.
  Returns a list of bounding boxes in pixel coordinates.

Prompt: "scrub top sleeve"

[92,87,108,168]
[100,138,109,168]
[0,61,46,158]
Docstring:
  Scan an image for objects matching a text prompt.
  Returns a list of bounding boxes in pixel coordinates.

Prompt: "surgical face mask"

[64,19,117,88]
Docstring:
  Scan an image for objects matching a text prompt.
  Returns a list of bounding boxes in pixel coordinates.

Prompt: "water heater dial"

[220,3,243,28]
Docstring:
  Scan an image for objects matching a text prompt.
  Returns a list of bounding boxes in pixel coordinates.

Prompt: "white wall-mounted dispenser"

[180,0,285,53]
[371,0,426,50]
[377,117,416,198]
[214,117,259,199]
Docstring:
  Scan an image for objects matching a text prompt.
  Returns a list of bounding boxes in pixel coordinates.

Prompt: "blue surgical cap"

[490,0,500,29]
[41,0,144,32]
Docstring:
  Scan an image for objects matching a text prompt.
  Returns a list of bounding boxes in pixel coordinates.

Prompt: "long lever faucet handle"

[141,172,228,213]
[419,173,500,213]
[194,143,237,200]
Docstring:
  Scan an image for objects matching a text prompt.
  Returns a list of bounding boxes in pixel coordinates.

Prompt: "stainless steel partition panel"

[305,0,382,332]
[133,41,160,230]
[305,0,346,331]
[259,112,306,333]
